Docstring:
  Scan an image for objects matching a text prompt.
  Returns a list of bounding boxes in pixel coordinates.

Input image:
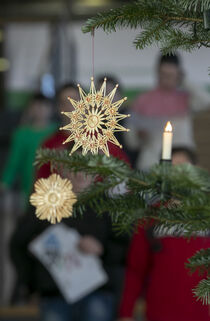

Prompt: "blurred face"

[97,80,121,102]
[158,63,180,90]
[29,100,52,125]
[107,82,121,102]
[172,152,191,165]
[58,87,79,114]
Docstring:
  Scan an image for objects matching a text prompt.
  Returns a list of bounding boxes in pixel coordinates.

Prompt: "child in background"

[118,147,210,321]
[125,53,210,170]
[1,93,56,205]
[10,171,116,321]
[9,82,130,321]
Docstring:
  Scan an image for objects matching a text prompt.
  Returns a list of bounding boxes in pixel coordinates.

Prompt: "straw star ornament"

[60,77,130,157]
[30,174,77,224]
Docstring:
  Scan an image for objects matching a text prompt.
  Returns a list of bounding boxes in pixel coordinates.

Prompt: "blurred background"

[0,0,210,320]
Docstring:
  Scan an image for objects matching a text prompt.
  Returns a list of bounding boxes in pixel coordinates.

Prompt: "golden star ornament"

[60,77,130,157]
[30,174,77,224]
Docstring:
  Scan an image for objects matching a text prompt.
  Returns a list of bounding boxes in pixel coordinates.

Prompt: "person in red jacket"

[119,147,210,321]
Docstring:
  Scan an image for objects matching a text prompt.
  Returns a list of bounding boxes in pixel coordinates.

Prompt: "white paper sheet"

[29,224,108,303]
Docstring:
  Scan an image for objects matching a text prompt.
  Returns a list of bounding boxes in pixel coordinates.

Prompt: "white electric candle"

[162,121,173,160]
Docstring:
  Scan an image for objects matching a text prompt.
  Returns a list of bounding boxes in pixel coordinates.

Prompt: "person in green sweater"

[1,93,57,205]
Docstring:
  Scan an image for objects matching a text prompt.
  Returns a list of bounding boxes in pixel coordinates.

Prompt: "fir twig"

[193,277,210,305]
[186,248,210,275]
[82,0,210,54]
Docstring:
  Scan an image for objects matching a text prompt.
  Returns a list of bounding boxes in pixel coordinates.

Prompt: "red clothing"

[119,225,210,321]
[133,87,189,117]
[37,131,129,179]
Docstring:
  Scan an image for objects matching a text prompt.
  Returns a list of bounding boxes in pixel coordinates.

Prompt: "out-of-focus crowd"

[0,53,210,321]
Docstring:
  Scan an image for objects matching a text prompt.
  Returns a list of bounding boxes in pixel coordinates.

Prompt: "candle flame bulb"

[164,121,172,132]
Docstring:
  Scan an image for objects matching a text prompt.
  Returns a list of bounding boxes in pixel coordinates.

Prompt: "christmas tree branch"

[186,248,210,275]
[82,0,210,53]
[34,148,210,303]
[35,149,210,236]
[82,0,202,34]
[35,148,131,180]
[193,277,210,304]
[180,0,210,11]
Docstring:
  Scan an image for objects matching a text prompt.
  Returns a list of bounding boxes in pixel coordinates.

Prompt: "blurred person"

[37,82,130,321]
[1,93,57,205]
[96,75,123,103]
[0,93,56,305]
[125,53,210,170]
[118,147,210,321]
[10,82,130,321]
[35,82,80,174]
[57,82,80,114]
[171,146,197,165]
[10,171,120,321]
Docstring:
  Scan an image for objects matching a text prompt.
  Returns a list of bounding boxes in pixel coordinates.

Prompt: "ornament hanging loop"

[91,28,95,78]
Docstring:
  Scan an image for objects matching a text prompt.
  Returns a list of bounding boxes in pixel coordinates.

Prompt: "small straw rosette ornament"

[30,173,77,224]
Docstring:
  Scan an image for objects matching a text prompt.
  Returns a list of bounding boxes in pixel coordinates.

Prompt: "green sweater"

[1,124,57,203]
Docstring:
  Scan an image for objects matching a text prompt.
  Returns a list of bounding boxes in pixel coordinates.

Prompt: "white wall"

[5,23,50,90]
[5,21,210,90]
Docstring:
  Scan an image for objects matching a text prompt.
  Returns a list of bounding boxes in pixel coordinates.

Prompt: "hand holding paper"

[78,235,104,256]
